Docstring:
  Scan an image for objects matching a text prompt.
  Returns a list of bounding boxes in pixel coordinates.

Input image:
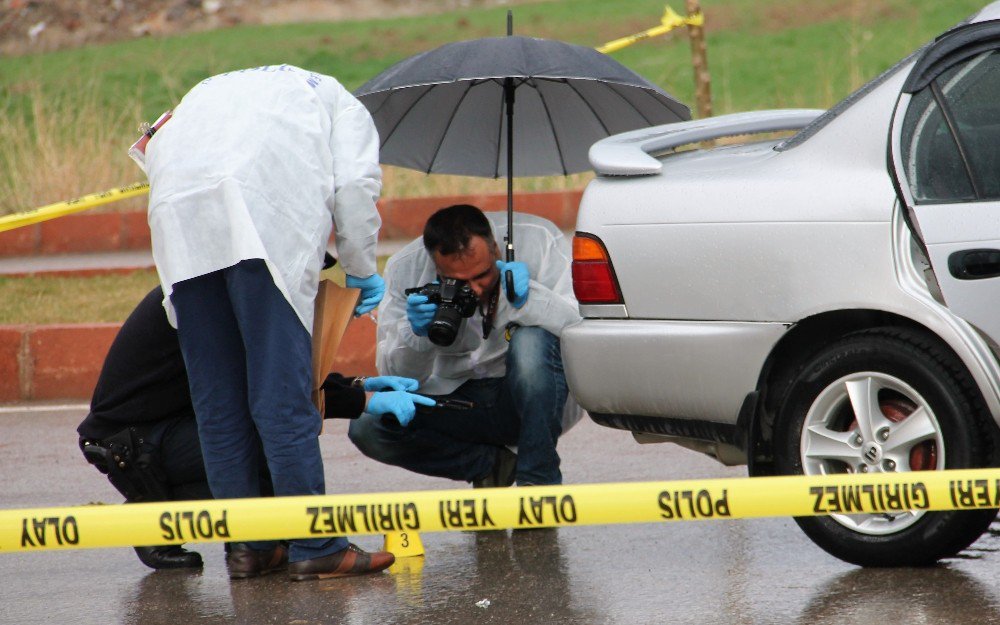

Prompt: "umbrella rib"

[532,79,570,176]
[366,91,393,119]
[602,81,656,126]
[378,85,436,163]
[426,80,477,175]
[561,79,613,136]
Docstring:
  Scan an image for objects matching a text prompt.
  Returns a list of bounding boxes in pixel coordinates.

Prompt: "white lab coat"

[376,212,583,428]
[145,65,382,332]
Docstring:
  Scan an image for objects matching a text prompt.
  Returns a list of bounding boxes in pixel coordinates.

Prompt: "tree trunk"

[685,0,712,119]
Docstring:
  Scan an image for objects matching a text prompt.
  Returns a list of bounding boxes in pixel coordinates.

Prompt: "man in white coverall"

[145,65,392,581]
[350,205,583,488]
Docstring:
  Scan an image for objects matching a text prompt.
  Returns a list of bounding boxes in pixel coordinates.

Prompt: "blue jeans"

[349,326,569,485]
[171,259,347,562]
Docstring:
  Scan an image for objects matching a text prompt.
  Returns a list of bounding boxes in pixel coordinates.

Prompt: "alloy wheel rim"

[800,372,944,535]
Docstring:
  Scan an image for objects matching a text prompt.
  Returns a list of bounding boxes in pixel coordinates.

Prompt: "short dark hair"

[422,204,494,256]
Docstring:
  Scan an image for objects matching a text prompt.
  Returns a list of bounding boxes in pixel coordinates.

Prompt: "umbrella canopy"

[355,35,691,178]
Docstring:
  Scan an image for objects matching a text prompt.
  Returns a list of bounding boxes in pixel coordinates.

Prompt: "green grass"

[0,270,161,324]
[0,0,992,321]
[0,0,987,213]
[0,0,985,117]
[0,259,390,324]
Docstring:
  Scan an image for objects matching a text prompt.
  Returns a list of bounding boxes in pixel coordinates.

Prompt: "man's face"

[432,235,500,304]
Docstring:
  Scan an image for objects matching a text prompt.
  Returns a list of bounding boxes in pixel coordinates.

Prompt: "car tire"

[774,327,996,567]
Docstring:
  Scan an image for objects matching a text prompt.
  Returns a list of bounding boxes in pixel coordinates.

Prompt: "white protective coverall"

[145,65,381,332]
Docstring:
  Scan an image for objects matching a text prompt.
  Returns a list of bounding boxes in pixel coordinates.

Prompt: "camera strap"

[480,283,500,340]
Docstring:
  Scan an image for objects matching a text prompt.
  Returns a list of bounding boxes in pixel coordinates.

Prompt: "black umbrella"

[355,14,690,296]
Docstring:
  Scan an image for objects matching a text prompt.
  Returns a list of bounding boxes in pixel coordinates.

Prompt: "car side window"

[901,51,1000,203]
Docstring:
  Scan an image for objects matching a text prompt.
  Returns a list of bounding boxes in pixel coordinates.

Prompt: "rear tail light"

[572,233,623,305]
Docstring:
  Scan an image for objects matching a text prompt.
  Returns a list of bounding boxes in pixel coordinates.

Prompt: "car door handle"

[948,249,1000,280]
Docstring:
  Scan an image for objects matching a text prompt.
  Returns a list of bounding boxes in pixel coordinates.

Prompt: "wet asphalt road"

[3,406,1000,625]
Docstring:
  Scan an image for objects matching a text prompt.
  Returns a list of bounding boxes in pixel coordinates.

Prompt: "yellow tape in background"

[0,182,149,234]
[4,469,1000,553]
[596,6,704,54]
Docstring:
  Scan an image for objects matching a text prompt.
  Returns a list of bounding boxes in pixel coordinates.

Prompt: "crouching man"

[79,287,432,575]
[349,204,582,487]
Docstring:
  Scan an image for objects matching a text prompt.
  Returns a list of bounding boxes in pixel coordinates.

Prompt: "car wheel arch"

[745,308,995,475]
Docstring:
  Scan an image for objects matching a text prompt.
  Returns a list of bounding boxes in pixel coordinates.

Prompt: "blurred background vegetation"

[0,0,989,216]
[0,0,992,322]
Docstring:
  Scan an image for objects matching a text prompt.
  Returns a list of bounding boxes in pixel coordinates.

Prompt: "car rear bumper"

[562,319,787,425]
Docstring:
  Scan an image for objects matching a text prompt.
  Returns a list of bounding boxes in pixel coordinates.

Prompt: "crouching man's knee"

[505,326,565,392]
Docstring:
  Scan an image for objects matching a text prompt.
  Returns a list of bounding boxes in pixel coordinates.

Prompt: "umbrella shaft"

[505,76,515,260]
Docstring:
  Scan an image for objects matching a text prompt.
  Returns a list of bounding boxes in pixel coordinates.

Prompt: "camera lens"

[427,306,464,346]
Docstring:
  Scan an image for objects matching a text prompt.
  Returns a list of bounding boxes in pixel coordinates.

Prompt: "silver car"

[563,2,1000,566]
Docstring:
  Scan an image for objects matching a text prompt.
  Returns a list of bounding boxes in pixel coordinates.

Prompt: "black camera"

[405,277,479,346]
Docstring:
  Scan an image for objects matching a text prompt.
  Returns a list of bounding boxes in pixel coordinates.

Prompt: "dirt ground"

[0,0,537,56]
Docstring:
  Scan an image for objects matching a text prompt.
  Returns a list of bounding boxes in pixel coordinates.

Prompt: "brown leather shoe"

[288,544,395,581]
[226,543,288,580]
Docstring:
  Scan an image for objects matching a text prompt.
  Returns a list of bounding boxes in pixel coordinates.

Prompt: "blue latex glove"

[366,391,436,426]
[346,273,386,315]
[406,293,438,337]
[495,260,530,308]
[363,376,419,392]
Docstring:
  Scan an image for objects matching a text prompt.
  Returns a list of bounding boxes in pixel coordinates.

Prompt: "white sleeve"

[328,99,382,279]
[376,254,436,382]
[505,228,581,335]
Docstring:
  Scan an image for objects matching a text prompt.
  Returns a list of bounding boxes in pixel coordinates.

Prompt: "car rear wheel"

[774,327,996,566]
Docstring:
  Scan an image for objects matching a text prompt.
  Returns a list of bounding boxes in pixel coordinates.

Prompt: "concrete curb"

[0,317,378,403]
[0,190,583,257]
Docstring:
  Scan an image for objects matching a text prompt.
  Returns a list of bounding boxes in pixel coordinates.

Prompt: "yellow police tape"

[4,468,1000,553]
[0,182,149,234]
[596,6,704,54]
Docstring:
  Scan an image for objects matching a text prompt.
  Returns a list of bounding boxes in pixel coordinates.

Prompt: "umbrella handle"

[505,269,516,303]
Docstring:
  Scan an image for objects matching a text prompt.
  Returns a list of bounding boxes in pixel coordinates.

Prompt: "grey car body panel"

[565,4,1000,461]
[561,319,786,421]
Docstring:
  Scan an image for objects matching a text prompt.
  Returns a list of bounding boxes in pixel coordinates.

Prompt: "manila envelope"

[312,279,360,426]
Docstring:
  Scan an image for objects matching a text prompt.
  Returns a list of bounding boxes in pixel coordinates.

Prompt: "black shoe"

[473,447,517,488]
[134,545,203,570]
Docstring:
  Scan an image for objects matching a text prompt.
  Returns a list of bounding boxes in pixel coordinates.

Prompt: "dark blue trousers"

[349,326,568,485]
[171,259,346,562]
